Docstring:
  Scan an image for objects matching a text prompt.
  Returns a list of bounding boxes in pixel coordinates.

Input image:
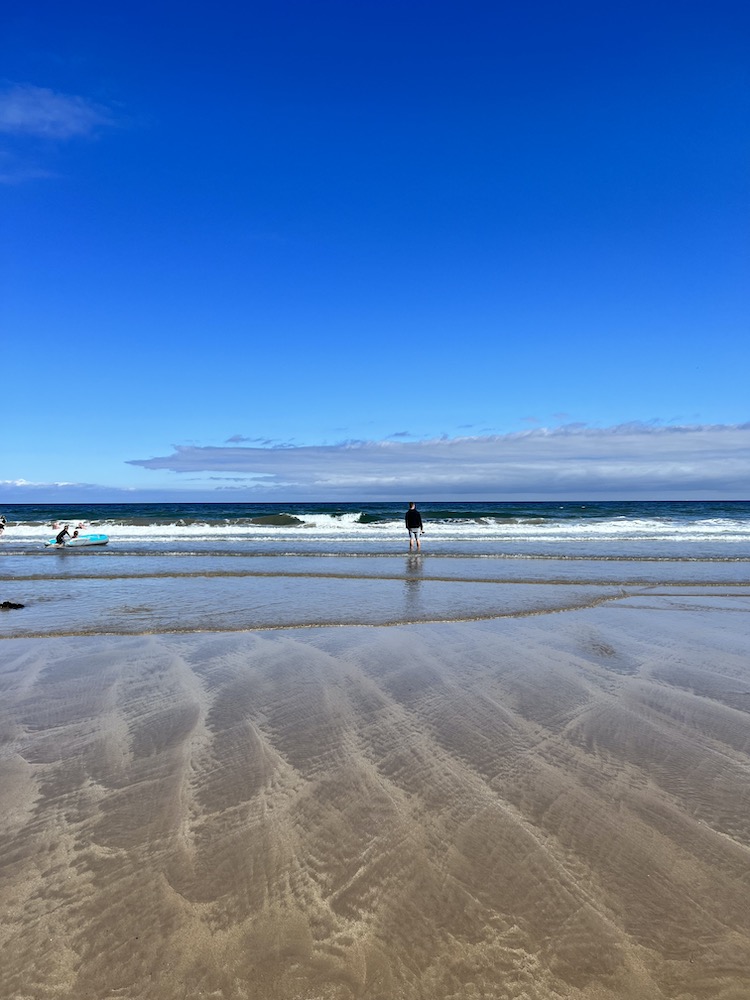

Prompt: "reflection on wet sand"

[403,554,424,617]
[1,596,750,999]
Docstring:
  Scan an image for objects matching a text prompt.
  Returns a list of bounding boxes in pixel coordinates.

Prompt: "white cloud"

[0,478,77,487]
[3,424,747,502]
[0,149,56,184]
[124,423,750,499]
[0,84,112,139]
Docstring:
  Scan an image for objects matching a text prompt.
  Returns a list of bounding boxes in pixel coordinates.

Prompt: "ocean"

[1,500,748,637]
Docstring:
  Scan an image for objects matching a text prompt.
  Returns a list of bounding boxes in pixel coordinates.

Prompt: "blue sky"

[2,1,748,501]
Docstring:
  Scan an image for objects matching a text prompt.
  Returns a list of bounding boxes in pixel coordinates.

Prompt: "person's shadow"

[404,554,424,618]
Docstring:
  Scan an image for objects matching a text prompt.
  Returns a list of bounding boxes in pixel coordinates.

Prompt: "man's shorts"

[408,527,421,538]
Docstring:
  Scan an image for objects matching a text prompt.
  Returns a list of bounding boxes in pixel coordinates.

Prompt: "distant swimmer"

[0,515,6,535]
[55,525,71,546]
[405,502,424,551]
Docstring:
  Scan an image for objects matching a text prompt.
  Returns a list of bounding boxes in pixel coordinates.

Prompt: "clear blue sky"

[2,1,748,500]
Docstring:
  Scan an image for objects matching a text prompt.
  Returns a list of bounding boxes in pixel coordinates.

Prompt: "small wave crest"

[249,514,304,527]
[357,512,384,524]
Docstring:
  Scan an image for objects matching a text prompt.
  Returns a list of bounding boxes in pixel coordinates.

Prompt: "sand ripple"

[1,600,749,998]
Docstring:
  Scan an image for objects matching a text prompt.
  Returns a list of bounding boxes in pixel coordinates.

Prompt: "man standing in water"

[405,502,424,551]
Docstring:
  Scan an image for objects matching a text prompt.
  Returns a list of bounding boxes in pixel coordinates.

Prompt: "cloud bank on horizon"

[127,423,750,498]
[3,423,747,502]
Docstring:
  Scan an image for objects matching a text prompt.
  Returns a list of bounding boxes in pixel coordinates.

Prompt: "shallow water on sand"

[2,552,749,637]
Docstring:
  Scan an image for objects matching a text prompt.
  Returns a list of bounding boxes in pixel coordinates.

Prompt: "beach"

[1,502,750,998]
[2,597,750,999]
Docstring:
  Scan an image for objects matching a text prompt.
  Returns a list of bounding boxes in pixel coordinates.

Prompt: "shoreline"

[3,547,750,640]
[3,587,750,641]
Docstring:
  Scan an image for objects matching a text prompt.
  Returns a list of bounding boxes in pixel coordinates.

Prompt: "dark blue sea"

[2,500,749,556]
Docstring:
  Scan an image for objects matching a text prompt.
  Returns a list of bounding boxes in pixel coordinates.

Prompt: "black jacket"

[405,508,423,530]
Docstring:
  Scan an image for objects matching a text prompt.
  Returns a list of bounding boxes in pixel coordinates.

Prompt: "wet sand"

[1,594,750,999]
